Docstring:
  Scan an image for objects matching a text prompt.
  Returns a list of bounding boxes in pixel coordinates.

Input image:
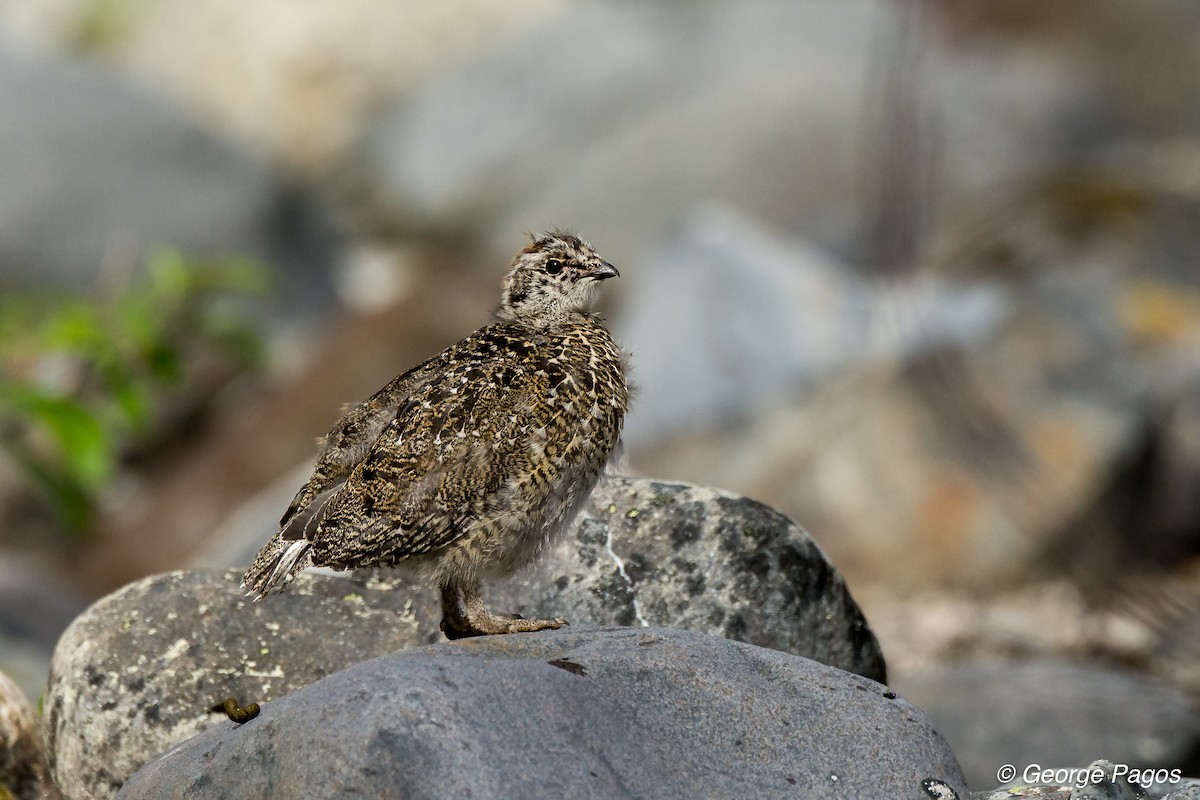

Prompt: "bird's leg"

[439,579,567,639]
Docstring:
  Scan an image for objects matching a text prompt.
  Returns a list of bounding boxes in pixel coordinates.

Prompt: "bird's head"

[498,230,619,323]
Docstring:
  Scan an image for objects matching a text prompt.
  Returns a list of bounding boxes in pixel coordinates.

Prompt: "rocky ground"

[3,479,1197,799]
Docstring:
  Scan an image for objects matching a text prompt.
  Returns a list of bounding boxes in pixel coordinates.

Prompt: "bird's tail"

[242,487,338,598]
[240,537,313,600]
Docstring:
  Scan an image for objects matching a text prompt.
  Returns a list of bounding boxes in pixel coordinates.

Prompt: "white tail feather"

[268,539,312,589]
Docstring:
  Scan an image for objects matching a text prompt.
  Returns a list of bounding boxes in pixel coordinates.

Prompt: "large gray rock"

[487,476,886,682]
[42,569,424,800]
[45,477,884,798]
[116,627,965,800]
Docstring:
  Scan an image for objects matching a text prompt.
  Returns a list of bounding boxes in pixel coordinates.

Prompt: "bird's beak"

[585,261,620,281]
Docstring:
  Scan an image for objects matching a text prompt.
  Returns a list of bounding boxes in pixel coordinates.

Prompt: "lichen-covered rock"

[0,668,57,800]
[489,477,886,682]
[45,477,884,798]
[115,627,963,800]
[42,569,424,800]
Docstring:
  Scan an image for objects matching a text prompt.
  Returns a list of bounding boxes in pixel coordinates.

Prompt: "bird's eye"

[545,259,564,275]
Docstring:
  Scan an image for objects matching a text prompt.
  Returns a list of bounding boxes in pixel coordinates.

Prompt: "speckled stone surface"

[115,627,961,800]
[42,568,425,800]
[488,477,886,682]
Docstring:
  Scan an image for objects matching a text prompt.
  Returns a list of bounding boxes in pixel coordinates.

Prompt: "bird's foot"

[439,580,568,639]
[440,611,568,639]
[440,600,567,639]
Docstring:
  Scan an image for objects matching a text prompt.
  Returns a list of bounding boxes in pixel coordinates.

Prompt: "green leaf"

[42,299,104,353]
[111,380,152,430]
[1,385,113,486]
[6,444,95,532]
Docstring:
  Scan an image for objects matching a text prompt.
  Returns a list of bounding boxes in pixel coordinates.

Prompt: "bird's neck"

[495,305,597,330]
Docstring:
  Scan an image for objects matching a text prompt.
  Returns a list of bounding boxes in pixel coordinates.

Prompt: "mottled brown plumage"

[241,231,628,637]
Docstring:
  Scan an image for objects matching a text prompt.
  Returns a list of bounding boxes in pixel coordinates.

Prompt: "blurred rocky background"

[2,0,1200,792]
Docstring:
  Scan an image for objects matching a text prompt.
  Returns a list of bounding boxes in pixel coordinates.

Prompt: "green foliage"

[0,250,271,534]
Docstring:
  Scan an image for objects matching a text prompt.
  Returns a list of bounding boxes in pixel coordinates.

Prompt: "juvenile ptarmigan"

[241,231,628,638]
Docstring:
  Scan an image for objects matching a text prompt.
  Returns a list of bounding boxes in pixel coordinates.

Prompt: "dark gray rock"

[895,662,1200,791]
[116,627,964,800]
[488,476,886,683]
[1164,784,1200,800]
[43,568,427,800]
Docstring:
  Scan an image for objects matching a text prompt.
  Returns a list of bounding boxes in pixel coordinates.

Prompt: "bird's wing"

[278,344,466,531]
[301,333,551,568]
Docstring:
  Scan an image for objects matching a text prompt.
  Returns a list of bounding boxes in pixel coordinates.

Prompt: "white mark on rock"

[241,666,285,680]
[604,524,648,627]
[162,638,189,661]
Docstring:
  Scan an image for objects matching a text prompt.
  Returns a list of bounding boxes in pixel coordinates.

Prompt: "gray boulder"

[210,474,886,682]
[487,476,886,682]
[116,627,964,800]
[45,476,884,798]
[42,569,425,800]
[616,205,1008,444]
